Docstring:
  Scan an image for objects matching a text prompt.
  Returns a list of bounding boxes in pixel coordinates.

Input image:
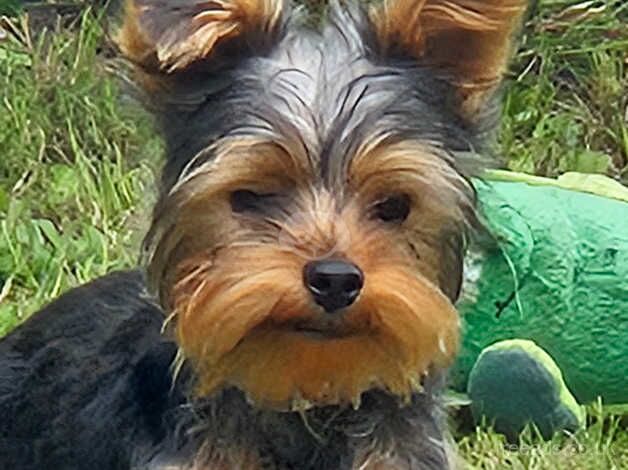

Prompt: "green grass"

[0,11,160,335]
[456,403,628,469]
[502,0,628,180]
[0,2,627,468]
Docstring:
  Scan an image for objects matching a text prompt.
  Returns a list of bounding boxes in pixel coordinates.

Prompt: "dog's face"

[118,0,527,410]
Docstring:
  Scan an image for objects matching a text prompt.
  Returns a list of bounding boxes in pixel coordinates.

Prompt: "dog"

[0,0,527,468]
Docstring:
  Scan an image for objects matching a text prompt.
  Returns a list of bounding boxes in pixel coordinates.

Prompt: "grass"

[0,1,626,468]
[0,11,160,335]
[502,0,628,179]
[456,402,628,469]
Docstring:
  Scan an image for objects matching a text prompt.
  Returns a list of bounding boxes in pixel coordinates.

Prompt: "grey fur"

[132,375,452,469]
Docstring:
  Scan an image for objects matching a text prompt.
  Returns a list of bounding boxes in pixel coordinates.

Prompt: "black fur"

[0,271,179,468]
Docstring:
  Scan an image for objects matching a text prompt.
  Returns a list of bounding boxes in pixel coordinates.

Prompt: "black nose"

[303,260,364,313]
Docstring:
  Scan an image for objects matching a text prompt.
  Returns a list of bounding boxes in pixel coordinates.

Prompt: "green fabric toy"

[467,339,585,439]
[452,171,628,438]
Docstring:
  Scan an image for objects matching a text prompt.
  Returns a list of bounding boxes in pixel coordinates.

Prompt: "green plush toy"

[453,171,628,438]
[467,339,585,440]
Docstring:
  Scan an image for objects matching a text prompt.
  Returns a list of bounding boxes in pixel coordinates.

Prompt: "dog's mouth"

[187,299,459,410]
[270,312,369,340]
[290,324,353,339]
[245,315,369,341]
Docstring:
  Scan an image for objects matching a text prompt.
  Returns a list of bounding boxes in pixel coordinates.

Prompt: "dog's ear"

[116,0,285,74]
[370,0,528,120]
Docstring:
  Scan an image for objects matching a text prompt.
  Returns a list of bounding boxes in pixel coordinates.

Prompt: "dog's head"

[117,0,527,410]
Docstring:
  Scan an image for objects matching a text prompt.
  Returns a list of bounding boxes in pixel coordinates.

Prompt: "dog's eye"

[372,194,411,223]
[230,190,277,214]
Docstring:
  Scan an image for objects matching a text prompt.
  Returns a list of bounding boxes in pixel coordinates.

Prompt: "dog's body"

[0,270,449,469]
[0,271,167,468]
[0,1,527,468]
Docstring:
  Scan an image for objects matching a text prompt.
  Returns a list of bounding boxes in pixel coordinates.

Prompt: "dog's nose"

[303,260,364,313]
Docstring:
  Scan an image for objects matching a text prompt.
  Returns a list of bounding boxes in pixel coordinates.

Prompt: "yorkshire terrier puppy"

[0,0,527,468]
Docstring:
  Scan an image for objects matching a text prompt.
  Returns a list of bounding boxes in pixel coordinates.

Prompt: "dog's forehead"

[233,25,454,184]
[264,22,376,111]
[164,13,470,192]
[263,34,377,147]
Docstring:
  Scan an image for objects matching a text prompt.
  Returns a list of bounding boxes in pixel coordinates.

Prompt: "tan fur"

[116,0,284,72]
[349,139,475,298]
[172,220,458,410]
[146,136,311,306]
[151,138,465,410]
[371,0,529,117]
